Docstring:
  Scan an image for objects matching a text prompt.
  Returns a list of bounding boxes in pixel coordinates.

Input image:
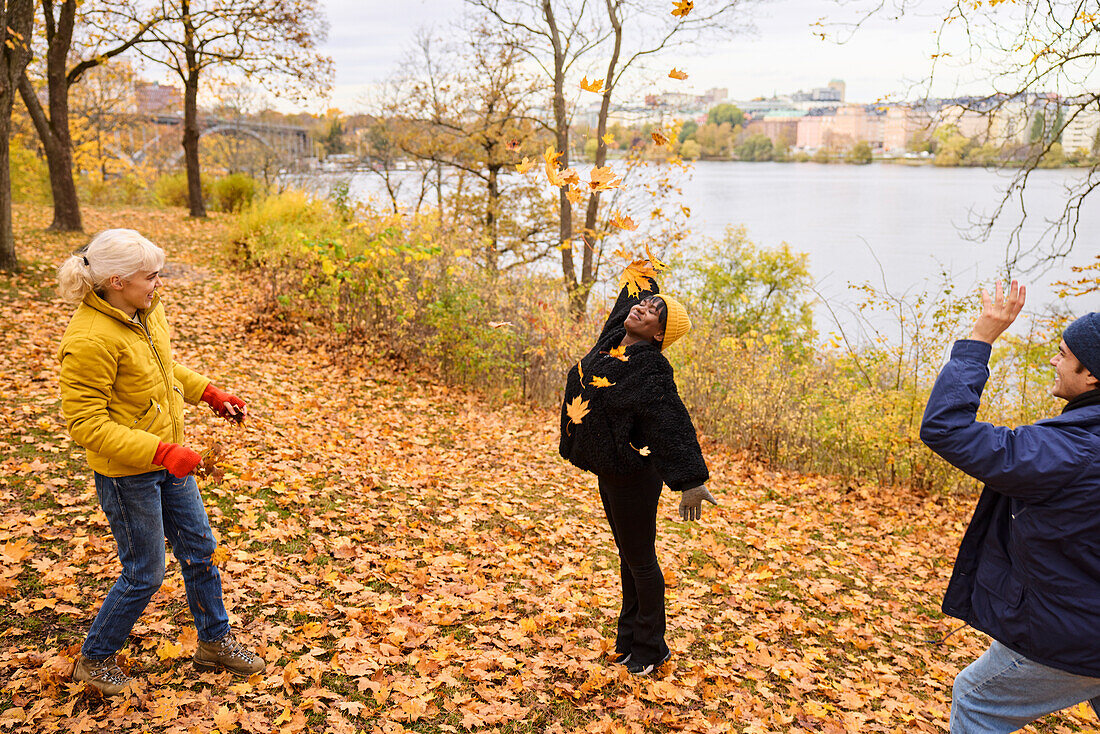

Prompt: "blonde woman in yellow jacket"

[57,229,264,696]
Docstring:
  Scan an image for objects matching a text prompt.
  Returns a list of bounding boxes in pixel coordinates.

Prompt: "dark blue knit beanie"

[1063,312,1100,377]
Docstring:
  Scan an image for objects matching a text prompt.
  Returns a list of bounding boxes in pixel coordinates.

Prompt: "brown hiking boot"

[194,632,266,677]
[72,654,132,697]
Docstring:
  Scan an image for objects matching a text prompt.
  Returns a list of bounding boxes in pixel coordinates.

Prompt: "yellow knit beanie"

[657,294,690,350]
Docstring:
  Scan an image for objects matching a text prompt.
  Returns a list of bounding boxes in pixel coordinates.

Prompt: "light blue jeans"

[951,640,1100,733]
[82,470,230,660]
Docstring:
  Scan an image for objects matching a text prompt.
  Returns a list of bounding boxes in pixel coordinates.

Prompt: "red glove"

[153,442,202,478]
[201,384,246,423]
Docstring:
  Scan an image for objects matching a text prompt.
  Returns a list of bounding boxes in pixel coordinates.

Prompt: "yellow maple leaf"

[630,442,651,456]
[617,259,657,297]
[516,156,535,173]
[157,640,184,661]
[566,395,590,424]
[577,359,584,385]
[608,346,629,362]
[652,131,669,146]
[609,211,638,231]
[680,204,691,217]
[590,376,616,388]
[588,166,622,192]
[668,68,689,80]
[671,0,693,16]
[566,185,586,204]
[602,132,615,146]
[645,242,668,271]
[580,76,604,93]
[559,239,573,251]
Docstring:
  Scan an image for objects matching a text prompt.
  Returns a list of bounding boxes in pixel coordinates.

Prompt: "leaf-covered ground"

[0,205,1095,733]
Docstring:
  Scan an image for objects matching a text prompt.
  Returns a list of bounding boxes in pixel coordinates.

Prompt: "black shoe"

[626,651,671,676]
[612,652,632,665]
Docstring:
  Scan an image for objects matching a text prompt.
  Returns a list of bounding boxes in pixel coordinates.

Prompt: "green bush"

[211,173,258,212]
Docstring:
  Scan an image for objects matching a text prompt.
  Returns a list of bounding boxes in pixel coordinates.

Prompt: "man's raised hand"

[968,280,1026,345]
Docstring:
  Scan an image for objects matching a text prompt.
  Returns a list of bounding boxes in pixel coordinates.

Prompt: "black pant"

[598,466,669,666]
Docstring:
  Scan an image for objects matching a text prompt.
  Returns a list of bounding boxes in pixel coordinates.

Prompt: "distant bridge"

[105,114,313,165]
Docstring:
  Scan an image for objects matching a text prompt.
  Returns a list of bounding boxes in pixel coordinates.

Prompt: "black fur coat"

[558,277,709,491]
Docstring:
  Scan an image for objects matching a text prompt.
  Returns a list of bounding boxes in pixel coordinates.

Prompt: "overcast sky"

[309,0,981,114]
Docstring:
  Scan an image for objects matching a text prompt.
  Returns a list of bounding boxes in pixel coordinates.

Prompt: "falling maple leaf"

[668,68,689,80]
[645,242,668,271]
[602,132,615,146]
[671,0,693,16]
[577,359,584,385]
[566,185,586,205]
[565,395,590,424]
[580,76,604,93]
[488,321,513,329]
[680,204,691,217]
[630,442,651,456]
[588,166,622,192]
[516,156,535,174]
[559,239,573,251]
[544,146,580,188]
[590,376,615,388]
[651,131,669,146]
[608,346,629,362]
[609,211,638,231]
[617,259,657,297]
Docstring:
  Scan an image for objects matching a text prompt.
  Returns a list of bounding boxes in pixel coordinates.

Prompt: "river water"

[307,162,1098,339]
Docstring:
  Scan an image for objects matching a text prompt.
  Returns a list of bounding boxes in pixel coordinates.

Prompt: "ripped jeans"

[82,470,229,660]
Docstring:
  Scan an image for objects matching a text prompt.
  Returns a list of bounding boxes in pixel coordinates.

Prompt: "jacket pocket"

[129,399,162,432]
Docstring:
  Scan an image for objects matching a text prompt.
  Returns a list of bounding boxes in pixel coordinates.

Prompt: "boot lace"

[89,657,130,685]
[213,633,257,662]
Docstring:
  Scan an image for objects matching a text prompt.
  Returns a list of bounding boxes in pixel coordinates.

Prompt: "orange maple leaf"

[609,211,638,231]
[566,395,590,424]
[652,131,669,146]
[588,166,622,192]
[545,146,580,187]
[580,76,604,93]
[680,204,691,217]
[590,376,615,388]
[516,156,535,173]
[671,0,694,17]
[617,259,657,297]
[566,185,586,205]
[668,68,689,80]
[608,345,630,362]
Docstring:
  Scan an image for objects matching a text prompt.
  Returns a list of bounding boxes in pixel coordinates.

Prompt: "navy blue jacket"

[921,339,1100,677]
[559,278,709,492]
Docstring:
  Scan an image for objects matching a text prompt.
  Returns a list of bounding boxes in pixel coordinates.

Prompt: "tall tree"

[18,1,159,232]
[469,0,748,314]
[134,0,332,217]
[0,0,35,272]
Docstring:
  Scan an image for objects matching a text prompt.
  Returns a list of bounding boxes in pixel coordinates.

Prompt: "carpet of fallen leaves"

[1,204,1096,734]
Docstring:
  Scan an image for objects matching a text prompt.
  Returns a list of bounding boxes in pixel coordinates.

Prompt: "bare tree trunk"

[181,2,206,218]
[575,0,623,315]
[19,74,82,231]
[542,0,579,314]
[485,162,500,272]
[0,0,35,272]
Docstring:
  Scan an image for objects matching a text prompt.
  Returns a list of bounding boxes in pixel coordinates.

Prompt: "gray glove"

[678,485,717,521]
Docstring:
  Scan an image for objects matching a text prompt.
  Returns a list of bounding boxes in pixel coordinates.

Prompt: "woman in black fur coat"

[559,271,715,676]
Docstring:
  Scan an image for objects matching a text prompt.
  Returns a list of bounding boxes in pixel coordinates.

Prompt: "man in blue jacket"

[921,280,1100,733]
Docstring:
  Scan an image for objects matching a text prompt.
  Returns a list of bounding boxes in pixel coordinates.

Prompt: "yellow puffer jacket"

[58,291,210,477]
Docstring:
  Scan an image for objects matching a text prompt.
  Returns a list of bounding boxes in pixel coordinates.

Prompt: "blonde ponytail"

[57,229,166,305]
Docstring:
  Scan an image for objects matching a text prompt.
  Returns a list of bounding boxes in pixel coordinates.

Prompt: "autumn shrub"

[154,172,211,209]
[80,173,157,207]
[210,173,258,212]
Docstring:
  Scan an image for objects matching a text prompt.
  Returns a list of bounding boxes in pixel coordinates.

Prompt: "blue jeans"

[951,640,1100,733]
[82,470,230,660]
